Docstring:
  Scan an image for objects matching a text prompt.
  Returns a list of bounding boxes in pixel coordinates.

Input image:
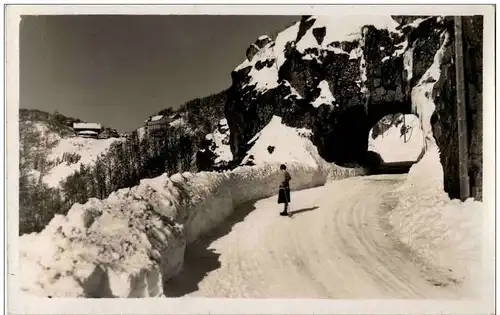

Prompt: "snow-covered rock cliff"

[225,15,483,201]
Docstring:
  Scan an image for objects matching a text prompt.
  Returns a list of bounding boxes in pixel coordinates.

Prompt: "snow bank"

[368,114,424,162]
[20,115,365,298]
[389,144,482,293]
[43,137,123,188]
[19,167,323,298]
[20,189,182,298]
[384,27,481,294]
[20,159,360,298]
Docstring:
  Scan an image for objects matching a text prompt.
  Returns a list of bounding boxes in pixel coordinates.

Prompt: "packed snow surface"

[368,114,424,162]
[165,172,478,298]
[43,137,123,188]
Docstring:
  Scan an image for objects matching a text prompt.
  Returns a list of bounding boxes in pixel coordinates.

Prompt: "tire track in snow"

[166,175,467,298]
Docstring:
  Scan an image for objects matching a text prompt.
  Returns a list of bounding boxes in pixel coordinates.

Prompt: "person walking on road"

[278,164,291,216]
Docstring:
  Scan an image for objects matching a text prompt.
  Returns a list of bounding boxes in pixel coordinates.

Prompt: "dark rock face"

[246,44,259,61]
[226,15,483,201]
[431,16,483,201]
[255,35,272,49]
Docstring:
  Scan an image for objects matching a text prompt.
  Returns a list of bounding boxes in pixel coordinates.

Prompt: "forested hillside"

[20,90,228,234]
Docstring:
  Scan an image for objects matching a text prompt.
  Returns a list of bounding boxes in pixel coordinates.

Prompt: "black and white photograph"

[6,4,495,315]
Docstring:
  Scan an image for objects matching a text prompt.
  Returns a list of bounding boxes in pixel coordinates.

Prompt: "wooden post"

[454,16,470,201]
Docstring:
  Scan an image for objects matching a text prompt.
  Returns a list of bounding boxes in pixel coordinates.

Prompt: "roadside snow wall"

[388,144,482,295]
[385,25,482,295]
[20,161,359,298]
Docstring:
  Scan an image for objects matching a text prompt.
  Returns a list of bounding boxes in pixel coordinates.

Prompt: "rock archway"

[225,15,483,201]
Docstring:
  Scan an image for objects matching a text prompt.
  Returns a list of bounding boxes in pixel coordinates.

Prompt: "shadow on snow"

[162,199,259,297]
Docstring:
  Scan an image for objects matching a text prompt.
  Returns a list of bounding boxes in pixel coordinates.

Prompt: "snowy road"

[164,175,465,299]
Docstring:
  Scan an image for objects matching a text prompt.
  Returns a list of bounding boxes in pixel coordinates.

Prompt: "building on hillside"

[144,115,171,135]
[73,122,102,138]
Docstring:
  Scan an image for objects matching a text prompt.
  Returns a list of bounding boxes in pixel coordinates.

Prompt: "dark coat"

[277,170,291,204]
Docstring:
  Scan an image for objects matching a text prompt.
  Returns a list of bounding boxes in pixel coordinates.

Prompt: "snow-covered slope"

[241,115,319,167]
[43,137,123,188]
[19,110,123,189]
[368,114,424,162]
